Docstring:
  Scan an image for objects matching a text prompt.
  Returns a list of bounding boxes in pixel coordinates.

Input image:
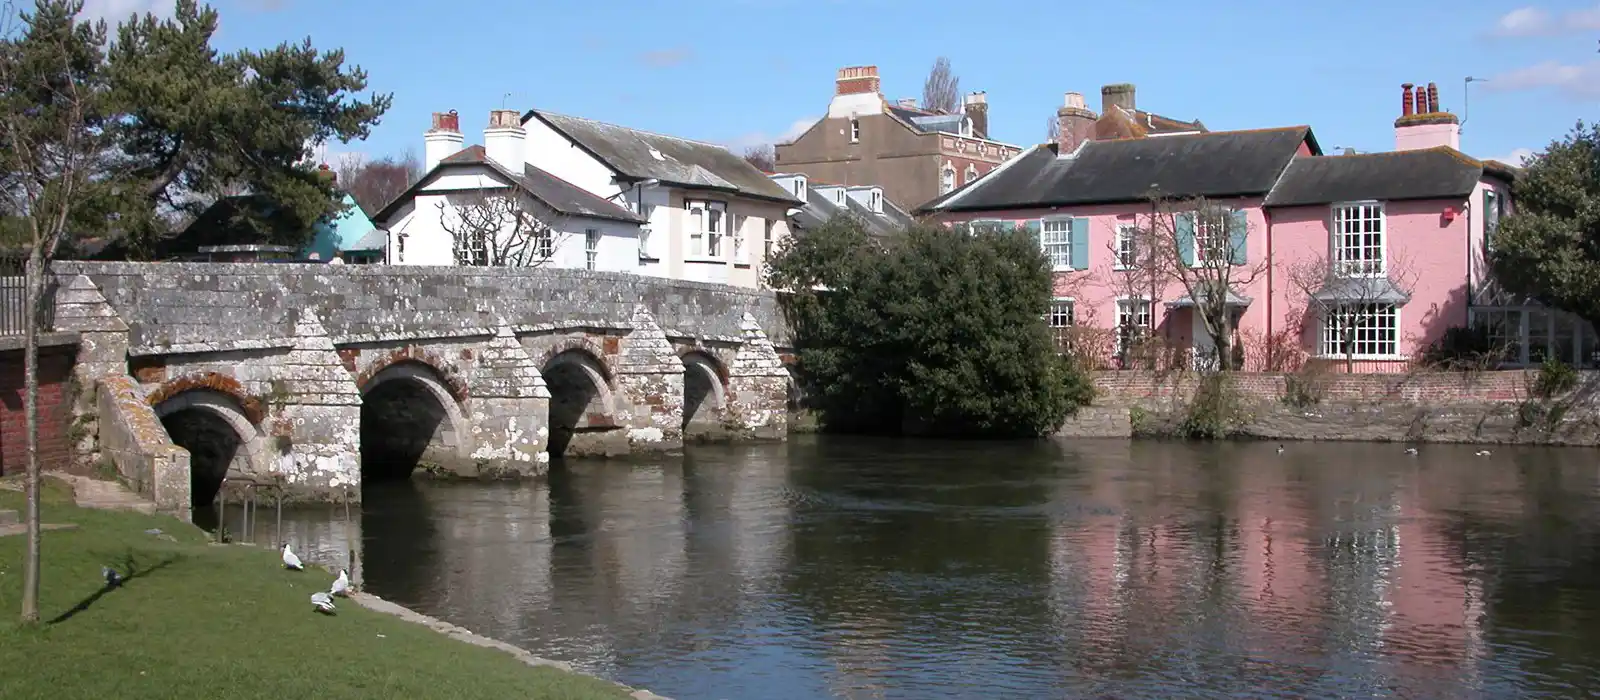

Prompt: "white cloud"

[722,117,818,152]
[1486,60,1600,99]
[1489,4,1600,37]
[77,0,174,25]
[1485,148,1536,166]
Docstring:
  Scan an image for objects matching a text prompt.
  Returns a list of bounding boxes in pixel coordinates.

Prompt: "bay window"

[1320,303,1399,358]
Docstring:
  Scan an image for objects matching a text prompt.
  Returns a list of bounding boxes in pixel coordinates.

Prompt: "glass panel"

[1581,319,1598,368]
[1553,314,1577,365]
[1527,308,1551,363]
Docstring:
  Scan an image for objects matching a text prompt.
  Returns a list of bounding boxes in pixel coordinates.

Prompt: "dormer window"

[833,188,846,207]
[869,190,882,213]
[792,177,806,198]
[849,118,860,143]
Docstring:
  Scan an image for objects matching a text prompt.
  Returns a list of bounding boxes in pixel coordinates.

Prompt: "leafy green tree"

[770,216,1093,438]
[1490,122,1600,331]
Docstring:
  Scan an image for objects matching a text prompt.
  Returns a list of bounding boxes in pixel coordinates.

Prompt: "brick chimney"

[836,66,881,96]
[1101,83,1135,115]
[1056,92,1096,154]
[317,162,336,185]
[484,109,526,172]
[963,91,988,139]
[1394,81,1459,152]
[424,110,464,173]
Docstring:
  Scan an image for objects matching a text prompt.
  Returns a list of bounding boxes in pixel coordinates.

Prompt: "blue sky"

[80,0,1600,167]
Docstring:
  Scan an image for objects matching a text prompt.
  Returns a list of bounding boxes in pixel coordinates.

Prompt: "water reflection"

[249,437,1600,699]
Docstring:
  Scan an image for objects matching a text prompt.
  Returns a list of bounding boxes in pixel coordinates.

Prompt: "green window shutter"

[1228,210,1248,266]
[1070,218,1090,270]
[1177,213,1196,267]
[1022,219,1041,243]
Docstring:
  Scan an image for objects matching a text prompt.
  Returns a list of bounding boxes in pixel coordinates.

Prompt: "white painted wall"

[380,166,641,271]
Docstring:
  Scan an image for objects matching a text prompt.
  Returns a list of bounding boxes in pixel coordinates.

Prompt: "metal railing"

[0,255,55,336]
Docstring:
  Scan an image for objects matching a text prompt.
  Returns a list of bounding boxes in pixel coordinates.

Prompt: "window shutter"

[1176,213,1196,267]
[1070,218,1090,270]
[1022,219,1041,244]
[1228,210,1248,266]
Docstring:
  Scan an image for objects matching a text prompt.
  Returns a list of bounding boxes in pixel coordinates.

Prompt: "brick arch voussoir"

[537,335,614,383]
[679,348,731,388]
[146,372,265,425]
[355,346,470,403]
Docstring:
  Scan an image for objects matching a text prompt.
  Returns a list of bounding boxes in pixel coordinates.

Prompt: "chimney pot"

[1427,82,1440,113]
[1401,83,1414,116]
[1064,92,1087,110]
[424,109,466,173]
[431,110,461,133]
[1101,83,1136,115]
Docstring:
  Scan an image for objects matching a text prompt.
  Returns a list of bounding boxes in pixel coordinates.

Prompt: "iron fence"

[0,255,54,337]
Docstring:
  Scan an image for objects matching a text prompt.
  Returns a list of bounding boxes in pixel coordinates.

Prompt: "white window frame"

[964,163,978,184]
[584,228,600,270]
[685,199,727,261]
[763,219,775,259]
[1115,223,1138,269]
[1048,297,1075,329]
[940,164,955,194]
[534,227,554,261]
[1484,189,1502,253]
[1192,209,1223,267]
[1115,297,1153,359]
[1331,201,1386,277]
[850,118,860,143]
[732,213,747,264]
[454,227,490,267]
[1319,302,1401,360]
[869,190,882,213]
[1040,217,1073,271]
[638,226,653,263]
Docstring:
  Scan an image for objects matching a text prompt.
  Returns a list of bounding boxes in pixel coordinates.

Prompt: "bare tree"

[742,144,775,173]
[0,0,107,623]
[1096,213,1171,370]
[1045,115,1060,144]
[1129,196,1271,371]
[437,189,572,267]
[921,56,960,114]
[1287,247,1421,372]
[339,151,422,216]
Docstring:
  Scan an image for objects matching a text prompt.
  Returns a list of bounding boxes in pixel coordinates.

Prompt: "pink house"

[920,82,1535,372]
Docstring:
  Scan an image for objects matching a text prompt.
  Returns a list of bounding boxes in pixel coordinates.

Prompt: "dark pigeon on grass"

[102,566,123,588]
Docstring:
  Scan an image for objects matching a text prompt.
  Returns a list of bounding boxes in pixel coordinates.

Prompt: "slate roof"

[790,184,915,240]
[525,110,802,204]
[347,227,388,252]
[1264,147,1507,207]
[371,145,645,225]
[919,126,1318,213]
[1312,276,1413,304]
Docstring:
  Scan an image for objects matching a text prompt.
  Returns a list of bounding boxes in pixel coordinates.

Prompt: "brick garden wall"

[0,342,77,475]
[1092,370,1532,405]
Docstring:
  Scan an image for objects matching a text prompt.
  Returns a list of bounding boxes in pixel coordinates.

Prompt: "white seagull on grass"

[311,591,336,615]
[330,569,350,597]
[281,543,303,571]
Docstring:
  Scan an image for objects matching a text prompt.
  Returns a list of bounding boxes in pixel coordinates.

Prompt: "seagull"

[1276,445,1285,454]
[330,569,350,597]
[1405,448,1418,455]
[311,591,336,615]
[102,566,123,588]
[281,543,303,571]
[1476,450,1492,457]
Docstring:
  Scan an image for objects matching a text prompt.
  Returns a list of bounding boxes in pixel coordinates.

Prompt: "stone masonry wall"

[1058,369,1600,445]
[97,374,189,518]
[52,262,791,355]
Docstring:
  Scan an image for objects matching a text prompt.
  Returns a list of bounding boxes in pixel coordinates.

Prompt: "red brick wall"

[1094,370,1532,404]
[0,345,76,475]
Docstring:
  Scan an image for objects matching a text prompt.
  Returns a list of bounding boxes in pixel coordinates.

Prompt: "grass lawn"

[0,478,634,700]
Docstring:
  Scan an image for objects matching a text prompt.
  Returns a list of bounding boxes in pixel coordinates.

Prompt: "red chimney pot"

[1402,83,1415,117]
[1427,83,1440,114]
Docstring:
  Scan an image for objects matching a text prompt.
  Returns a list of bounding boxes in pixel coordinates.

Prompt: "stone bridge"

[52,262,794,516]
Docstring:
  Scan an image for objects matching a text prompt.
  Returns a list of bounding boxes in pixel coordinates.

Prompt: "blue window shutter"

[1177,213,1196,267]
[1070,218,1090,270]
[1022,219,1041,243]
[1228,210,1248,266]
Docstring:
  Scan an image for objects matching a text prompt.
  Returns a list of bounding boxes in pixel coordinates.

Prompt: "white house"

[769,173,915,241]
[371,110,646,269]
[519,108,805,288]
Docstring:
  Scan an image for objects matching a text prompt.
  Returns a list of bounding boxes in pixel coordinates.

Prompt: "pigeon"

[330,569,350,597]
[1405,448,1418,455]
[281,543,303,571]
[102,566,123,588]
[311,591,336,615]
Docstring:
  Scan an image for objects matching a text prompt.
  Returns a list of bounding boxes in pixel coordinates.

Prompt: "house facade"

[922,82,1538,372]
[518,109,803,289]
[774,66,1025,212]
[370,111,646,271]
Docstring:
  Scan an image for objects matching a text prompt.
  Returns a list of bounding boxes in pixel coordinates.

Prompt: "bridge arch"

[358,360,472,480]
[151,388,268,508]
[680,350,728,439]
[542,348,616,458]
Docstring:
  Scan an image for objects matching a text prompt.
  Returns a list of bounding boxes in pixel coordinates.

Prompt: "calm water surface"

[229,437,1600,699]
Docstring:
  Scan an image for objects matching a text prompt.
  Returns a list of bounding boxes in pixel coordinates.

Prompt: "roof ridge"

[530,109,726,149]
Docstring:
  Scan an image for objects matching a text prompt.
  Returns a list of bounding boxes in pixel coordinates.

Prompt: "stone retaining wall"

[96,375,189,518]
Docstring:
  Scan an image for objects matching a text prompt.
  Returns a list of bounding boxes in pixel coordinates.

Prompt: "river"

[210,436,1600,699]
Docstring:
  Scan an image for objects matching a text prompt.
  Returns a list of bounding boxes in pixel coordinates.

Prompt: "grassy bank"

[0,478,632,700]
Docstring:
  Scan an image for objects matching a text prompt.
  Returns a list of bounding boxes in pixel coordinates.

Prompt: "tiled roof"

[790,185,913,240]
[525,110,801,204]
[920,126,1317,213]
[1264,147,1497,208]
[373,146,645,225]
